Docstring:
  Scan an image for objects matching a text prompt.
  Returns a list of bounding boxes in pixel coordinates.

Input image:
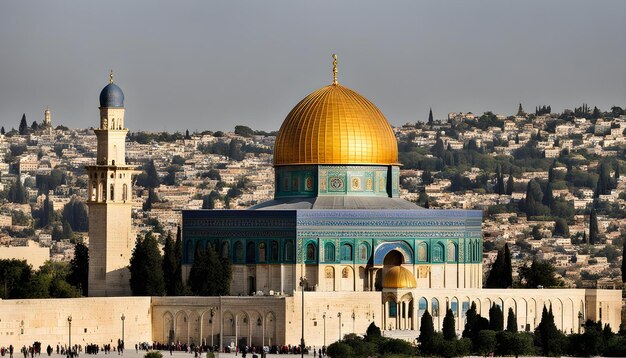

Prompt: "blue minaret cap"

[99,71,124,107]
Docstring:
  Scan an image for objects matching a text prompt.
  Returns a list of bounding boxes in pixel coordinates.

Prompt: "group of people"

[0,345,14,358]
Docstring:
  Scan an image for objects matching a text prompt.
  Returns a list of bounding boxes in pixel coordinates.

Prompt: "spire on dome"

[332,54,338,86]
[109,70,114,84]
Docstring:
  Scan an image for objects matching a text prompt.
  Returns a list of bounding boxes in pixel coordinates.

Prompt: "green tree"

[503,243,512,288]
[188,244,230,296]
[0,259,32,298]
[495,165,505,195]
[485,248,504,288]
[519,259,563,288]
[364,322,381,341]
[418,309,435,353]
[462,301,477,339]
[162,232,178,296]
[67,242,89,296]
[543,182,555,208]
[589,208,599,244]
[475,330,497,357]
[129,233,165,296]
[234,125,254,138]
[553,218,569,237]
[506,307,518,332]
[524,179,549,218]
[19,114,28,135]
[7,177,28,204]
[325,342,353,358]
[136,160,159,189]
[489,303,504,331]
[173,226,184,295]
[443,308,457,340]
[536,305,563,356]
[62,198,89,232]
[427,107,434,125]
[421,170,433,185]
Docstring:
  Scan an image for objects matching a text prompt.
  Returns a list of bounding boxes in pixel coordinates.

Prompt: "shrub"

[145,352,163,358]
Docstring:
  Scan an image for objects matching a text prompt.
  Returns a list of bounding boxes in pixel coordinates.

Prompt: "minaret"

[44,107,51,126]
[87,71,136,296]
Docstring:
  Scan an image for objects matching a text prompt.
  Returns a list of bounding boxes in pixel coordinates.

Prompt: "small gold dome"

[274,84,398,166]
[382,266,417,289]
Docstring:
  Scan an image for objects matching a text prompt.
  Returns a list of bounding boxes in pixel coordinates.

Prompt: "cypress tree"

[0,127,4,135]
[463,302,477,338]
[418,309,435,352]
[505,172,514,195]
[622,239,626,283]
[495,165,505,195]
[548,160,557,183]
[162,232,177,296]
[503,243,512,288]
[489,303,504,331]
[506,307,517,332]
[543,182,554,208]
[589,209,599,244]
[485,248,504,288]
[615,162,620,180]
[18,114,28,135]
[188,244,230,296]
[68,242,89,296]
[442,308,457,340]
[173,226,184,295]
[427,107,434,125]
[129,233,165,296]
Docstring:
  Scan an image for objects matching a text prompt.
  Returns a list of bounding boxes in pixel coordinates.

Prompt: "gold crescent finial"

[109,70,114,84]
[332,54,338,85]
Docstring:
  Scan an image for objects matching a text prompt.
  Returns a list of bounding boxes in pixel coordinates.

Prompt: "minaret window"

[258,242,266,263]
[110,184,115,201]
[99,182,105,201]
[122,184,128,201]
[324,243,335,262]
[91,182,97,201]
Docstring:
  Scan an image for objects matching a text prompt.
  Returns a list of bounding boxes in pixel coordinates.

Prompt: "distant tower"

[44,107,51,126]
[87,71,136,297]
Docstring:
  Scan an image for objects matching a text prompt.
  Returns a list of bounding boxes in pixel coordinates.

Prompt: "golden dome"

[382,266,417,289]
[273,83,399,166]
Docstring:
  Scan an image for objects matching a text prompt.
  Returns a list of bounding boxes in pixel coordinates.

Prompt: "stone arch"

[383,250,404,266]
[552,297,564,331]
[223,312,235,337]
[305,241,317,262]
[188,311,201,344]
[250,310,263,346]
[504,297,518,331]
[341,266,354,291]
[258,242,266,263]
[341,243,353,261]
[163,311,174,344]
[91,181,97,201]
[200,309,219,347]
[324,266,335,291]
[431,297,441,329]
[528,298,537,330]
[99,182,105,201]
[236,311,250,347]
[373,241,413,265]
[175,311,189,343]
[234,241,244,262]
[461,296,471,324]
[265,312,277,346]
[358,266,366,291]
[358,243,370,262]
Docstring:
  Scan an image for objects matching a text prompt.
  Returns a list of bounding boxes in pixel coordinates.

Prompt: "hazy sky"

[0,0,624,132]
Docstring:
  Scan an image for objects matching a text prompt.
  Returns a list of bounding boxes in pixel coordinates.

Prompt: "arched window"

[451,297,459,317]
[270,241,279,261]
[221,242,229,259]
[91,182,97,201]
[306,243,316,262]
[235,241,244,262]
[418,242,428,261]
[285,240,294,261]
[110,184,115,201]
[99,182,105,201]
[359,244,368,262]
[341,244,352,261]
[448,242,458,262]
[122,184,128,201]
[258,242,266,263]
[418,297,428,318]
[388,300,397,318]
[246,242,256,263]
[433,243,444,262]
[324,243,335,262]
[431,298,440,319]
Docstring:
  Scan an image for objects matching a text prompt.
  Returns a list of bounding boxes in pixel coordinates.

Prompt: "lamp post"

[299,277,307,358]
[121,314,125,355]
[67,316,72,358]
[337,312,342,341]
[578,311,583,334]
[210,307,216,348]
[322,313,326,347]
